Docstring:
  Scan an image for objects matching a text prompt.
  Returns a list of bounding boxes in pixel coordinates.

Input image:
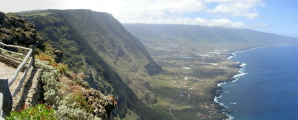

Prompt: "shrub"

[37,60,93,119]
[70,93,93,113]
[56,63,68,75]
[5,104,57,120]
[55,94,94,120]
[38,60,61,108]
[36,53,69,74]
[36,53,55,65]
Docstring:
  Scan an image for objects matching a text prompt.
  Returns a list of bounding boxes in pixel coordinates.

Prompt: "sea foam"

[227,47,260,60]
[215,49,254,120]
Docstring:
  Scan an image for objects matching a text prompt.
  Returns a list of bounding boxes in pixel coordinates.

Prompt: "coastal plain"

[147,45,240,119]
[123,24,298,119]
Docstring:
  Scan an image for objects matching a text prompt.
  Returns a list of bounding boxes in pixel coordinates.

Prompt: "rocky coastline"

[211,51,245,119]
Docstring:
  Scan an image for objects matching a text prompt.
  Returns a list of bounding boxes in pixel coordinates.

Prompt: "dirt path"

[0,61,25,98]
[0,62,23,80]
[169,86,184,120]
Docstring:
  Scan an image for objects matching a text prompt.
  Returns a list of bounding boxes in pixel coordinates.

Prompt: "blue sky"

[1,0,297,38]
[255,0,298,38]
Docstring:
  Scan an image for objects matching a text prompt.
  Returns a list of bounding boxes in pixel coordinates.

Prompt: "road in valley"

[169,82,184,120]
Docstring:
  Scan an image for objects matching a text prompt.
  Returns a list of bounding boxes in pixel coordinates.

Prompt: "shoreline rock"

[211,55,242,119]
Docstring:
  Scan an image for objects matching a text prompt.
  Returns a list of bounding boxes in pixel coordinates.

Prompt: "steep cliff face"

[19,9,162,119]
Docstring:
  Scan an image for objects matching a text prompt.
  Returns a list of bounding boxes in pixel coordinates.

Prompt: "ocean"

[216,46,298,120]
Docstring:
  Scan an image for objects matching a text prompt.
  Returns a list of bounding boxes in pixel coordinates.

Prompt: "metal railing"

[0,42,35,118]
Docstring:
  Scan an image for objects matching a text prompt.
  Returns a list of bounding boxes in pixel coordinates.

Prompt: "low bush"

[39,61,61,108]
[36,53,55,65]
[69,93,93,113]
[36,53,69,74]
[55,94,94,120]
[37,59,93,119]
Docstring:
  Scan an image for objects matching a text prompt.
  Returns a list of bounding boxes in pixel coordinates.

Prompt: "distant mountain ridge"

[18,9,162,119]
[123,24,298,51]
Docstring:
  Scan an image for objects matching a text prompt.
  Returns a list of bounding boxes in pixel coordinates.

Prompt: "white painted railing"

[0,42,35,118]
[0,93,3,119]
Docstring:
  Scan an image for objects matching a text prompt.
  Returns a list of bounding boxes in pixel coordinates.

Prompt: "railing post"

[30,45,35,67]
[0,78,12,117]
[0,93,3,117]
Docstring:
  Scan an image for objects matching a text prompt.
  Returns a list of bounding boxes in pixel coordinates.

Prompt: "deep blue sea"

[217,46,298,120]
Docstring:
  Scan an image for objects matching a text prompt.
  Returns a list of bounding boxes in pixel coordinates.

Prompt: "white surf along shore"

[214,46,295,119]
[213,48,260,120]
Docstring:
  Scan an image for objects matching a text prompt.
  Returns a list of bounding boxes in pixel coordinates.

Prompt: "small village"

[169,75,226,119]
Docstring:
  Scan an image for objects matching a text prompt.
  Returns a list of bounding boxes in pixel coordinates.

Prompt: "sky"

[1,0,298,38]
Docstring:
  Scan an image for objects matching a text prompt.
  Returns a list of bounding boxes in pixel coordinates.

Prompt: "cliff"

[0,12,117,119]
[18,9,162,119]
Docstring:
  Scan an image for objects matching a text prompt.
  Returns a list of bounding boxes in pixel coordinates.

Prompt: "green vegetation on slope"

[6,104,57,120]
[19,9,163,119]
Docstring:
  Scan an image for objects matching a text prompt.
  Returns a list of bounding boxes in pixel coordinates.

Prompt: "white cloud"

[258,23,268,27]
[231,12,259,19]
[204,0,265,19]
[86,0,264,27]
[1,0,266,29]
[1,0,68,12]
[123,17,248,28]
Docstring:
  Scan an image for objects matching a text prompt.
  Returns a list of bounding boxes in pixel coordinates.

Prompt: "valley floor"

[148,46,240,120]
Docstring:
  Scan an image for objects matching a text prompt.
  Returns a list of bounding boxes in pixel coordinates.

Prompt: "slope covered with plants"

[18,9,162,119]
[1,12,116,120]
